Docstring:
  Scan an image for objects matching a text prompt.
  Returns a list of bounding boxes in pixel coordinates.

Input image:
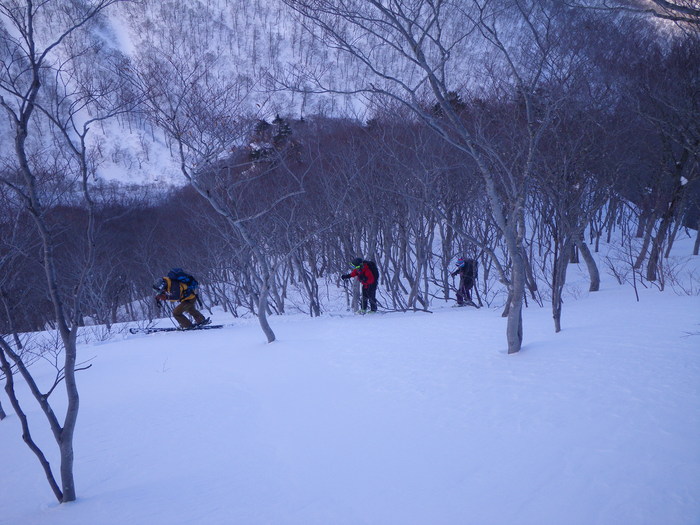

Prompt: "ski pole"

[162,301,179,328]
[342,278,350,310]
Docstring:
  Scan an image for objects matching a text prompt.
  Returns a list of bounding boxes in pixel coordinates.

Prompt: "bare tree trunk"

[507,257,526,353]
[633,217,656,269]
[551,238,572,333]
[635,211,648,238]
[521,247,540,301]
[255,274,276,343]
[0,344,63,501]
[439,208,455,301]
[575,238,601,292]
[0,290,24,351]
[504,228,526,353]
[647,189,683,281]
[664,219,682,258]
[292,252,321,316]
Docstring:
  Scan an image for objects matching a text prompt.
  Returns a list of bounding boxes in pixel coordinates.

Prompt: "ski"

[351,308,433,316]
[380,308,433,314]
[452,300,480,309]
[129,324,223,335]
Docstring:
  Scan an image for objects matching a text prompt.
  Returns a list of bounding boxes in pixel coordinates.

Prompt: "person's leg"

[367,282,378,311]
[361,287,369,312]
[181,299,207,325]
[456,279,465,305]
[172,302,193,328]
[465,278,473,301]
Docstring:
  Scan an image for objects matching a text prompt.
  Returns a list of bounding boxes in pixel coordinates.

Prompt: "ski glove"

[341,274,351,280]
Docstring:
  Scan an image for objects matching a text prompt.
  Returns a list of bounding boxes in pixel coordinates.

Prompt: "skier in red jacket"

[341,257,379,313]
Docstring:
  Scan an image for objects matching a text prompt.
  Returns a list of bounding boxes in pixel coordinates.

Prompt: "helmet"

[350,257,363,268]
[456,258,465,267]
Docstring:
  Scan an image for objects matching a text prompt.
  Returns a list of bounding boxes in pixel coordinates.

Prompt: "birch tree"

[0,0,125,503]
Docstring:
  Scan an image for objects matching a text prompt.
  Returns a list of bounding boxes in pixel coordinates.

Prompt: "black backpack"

[364,260,380,282]
[463,259,477,281]
[167,268,199,291]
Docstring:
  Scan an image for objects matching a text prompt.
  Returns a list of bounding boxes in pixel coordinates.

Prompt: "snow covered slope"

[2,259,699,525]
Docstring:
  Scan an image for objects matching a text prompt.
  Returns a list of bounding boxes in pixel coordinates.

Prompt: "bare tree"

[0,0,124,503]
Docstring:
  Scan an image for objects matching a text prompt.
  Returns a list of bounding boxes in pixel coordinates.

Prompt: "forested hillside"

[1,0,698,331]
[0,0,698,506]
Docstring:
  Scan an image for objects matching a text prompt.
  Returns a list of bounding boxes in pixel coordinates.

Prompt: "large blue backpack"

[167,268,199,291]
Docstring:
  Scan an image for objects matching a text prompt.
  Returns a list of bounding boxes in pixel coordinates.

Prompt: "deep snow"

[1,255,700,525]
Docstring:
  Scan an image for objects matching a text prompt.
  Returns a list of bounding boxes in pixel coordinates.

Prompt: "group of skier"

[154,255,477,329]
